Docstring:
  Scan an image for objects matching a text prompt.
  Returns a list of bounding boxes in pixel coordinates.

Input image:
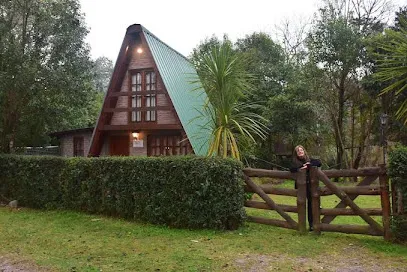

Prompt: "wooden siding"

[110,39,180,127]
[110,73,129,125]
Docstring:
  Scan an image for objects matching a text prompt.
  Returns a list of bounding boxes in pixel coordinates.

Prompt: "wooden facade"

[88,24,194,157]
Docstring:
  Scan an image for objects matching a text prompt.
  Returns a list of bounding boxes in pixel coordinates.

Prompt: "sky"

[80,0,407,62]
[80,0,321,61]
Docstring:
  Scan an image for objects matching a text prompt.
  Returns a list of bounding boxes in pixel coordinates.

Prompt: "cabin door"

[109,135,129,156]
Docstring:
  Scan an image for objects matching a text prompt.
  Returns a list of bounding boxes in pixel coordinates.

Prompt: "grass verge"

[1,204,406,271]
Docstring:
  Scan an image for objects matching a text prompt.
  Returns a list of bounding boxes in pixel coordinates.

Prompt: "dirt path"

[2,247,406,272]
[233,246,407,272]
[0,256,43,272]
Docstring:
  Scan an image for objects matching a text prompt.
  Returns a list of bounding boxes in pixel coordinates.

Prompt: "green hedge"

[0,155,245,230]
[388,147,407,242]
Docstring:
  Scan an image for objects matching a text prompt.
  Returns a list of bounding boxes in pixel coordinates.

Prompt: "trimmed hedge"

[0,155,245,230]
[388,147,407,242]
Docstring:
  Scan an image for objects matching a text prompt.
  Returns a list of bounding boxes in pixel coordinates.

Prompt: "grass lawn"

[1,180,406,271]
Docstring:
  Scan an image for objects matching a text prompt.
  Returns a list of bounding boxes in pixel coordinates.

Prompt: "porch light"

[132,132,139,139]
[136,47,143,54]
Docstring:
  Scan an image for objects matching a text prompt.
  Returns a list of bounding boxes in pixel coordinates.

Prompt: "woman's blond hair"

[293,145,310,162]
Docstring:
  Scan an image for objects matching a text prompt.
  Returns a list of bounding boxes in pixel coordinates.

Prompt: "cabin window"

[131,95,142,122]
[147,135,189,156]
[145,94,156,121]
[73,136,84,157]
[131,72,142,92]
[130,70,156,122]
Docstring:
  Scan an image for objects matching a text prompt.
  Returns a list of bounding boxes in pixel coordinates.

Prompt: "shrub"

[388,147,407,242]
[0,155,245,230]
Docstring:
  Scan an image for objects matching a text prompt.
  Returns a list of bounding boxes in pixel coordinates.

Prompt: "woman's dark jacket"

[290,158,321,186]
[290,158,321,174]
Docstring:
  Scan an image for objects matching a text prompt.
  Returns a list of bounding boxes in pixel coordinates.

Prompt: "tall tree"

[0,0,99,152]
[306,0,392,169]
[307,10,362,168]
[235,32,289,104]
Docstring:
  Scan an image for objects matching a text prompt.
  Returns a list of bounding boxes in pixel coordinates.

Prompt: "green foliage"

[193,41,268,160]
[0,0,100,151]
[92,56,114,92]
[235,32,289,103]
[388,146,407,242]
[0,155,245,230]
[372,20,407,124]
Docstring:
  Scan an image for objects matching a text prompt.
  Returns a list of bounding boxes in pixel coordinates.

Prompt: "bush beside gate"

[0,155,245,230]
[388,147,407,242]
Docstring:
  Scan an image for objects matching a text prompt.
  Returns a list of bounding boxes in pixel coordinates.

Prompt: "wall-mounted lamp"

[136,47,143,54]
[132,132,139,140]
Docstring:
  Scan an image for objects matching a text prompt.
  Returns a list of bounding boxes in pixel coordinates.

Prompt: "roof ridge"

[140,25,191,62]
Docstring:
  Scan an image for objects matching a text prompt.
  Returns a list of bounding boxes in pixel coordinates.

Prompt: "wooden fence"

[243,165,394,240]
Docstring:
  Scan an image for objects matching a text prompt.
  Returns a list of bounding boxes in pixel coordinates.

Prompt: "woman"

[290,145,321,231]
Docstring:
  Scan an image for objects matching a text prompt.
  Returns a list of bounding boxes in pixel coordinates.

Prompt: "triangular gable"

[89,24,210,156]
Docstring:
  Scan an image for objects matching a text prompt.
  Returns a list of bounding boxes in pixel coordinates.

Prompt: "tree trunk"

[337,82,345,169]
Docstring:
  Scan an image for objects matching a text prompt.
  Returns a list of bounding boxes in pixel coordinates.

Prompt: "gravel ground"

[233,251,407,272]
[0,256,42,272]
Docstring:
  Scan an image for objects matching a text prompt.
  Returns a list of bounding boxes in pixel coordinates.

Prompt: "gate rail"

[243,165,393,240]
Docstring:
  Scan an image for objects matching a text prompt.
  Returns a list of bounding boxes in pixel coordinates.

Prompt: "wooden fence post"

[296,171,307,234]
[310,167,321,235]
[379,164,391,241]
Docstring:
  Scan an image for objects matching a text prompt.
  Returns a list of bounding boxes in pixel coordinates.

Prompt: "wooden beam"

[104,106,172,112]
[379,164,391,241]
[296,171,307,234]
[244,185,297,197]
[88,31,133,156]
[247,216,297,230]
[243,168,294,179]
[321,175,378,224]
[108,90,167,97]
[316,169,383,235]
[320,208,382,216]
[245,200,298,212]
[101,124,182,131]
[319,223,382,236]
[323,167,384,178]
[243,175,298,229]
[319,185,381,196]
[310,167,321,235]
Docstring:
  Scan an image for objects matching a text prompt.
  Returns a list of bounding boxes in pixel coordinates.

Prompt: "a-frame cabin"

[88,24,209,157]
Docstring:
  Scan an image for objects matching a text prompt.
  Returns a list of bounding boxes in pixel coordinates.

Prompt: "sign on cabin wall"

[133,140,144,148]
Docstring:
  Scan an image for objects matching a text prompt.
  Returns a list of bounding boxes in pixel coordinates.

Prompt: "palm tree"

[194,42,268,160]
[373,21,407,124]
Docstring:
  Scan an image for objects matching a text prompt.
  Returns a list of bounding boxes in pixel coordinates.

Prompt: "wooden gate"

[243,169,307,233]
[243,165,392,240]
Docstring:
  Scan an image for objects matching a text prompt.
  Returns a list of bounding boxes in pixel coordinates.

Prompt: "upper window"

[131,70,156,122]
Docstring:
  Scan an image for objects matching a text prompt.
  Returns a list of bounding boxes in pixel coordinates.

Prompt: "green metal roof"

[142,26,210,156]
